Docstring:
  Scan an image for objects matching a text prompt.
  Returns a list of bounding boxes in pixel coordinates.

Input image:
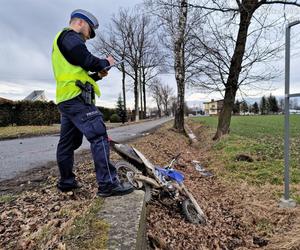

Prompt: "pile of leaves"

[131,123,300,249]
[0,152,100,249]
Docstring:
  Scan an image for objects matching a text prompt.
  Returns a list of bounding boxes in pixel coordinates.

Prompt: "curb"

[185,125,198,144]
[96,190,147,250]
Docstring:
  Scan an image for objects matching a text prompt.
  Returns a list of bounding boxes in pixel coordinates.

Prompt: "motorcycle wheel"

[115,161,141,188]
[182,199,206,225]
[115,161,152,202]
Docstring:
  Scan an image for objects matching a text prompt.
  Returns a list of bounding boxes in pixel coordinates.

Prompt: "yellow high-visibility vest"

[51,29,101,104]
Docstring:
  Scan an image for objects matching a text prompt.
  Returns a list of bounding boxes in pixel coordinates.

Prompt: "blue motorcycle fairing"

[155,167,185,184]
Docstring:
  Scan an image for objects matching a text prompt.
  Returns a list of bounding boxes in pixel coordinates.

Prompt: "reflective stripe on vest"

[51,29,101,104]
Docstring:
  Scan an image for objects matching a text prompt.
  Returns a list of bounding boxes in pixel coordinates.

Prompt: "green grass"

[292,193,300,204]
[29,199,108,249]
[194,115,300,138]
[192,115,300,187]
[0,194,16,203]
[63,199,109,249]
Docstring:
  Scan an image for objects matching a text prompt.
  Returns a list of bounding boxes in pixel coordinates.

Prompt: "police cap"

[71,9,99,38]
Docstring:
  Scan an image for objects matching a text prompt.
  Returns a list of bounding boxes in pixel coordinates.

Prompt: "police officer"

[52,9,133,197]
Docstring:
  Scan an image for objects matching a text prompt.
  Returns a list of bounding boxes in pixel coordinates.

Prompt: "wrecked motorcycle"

[110,140,206,225]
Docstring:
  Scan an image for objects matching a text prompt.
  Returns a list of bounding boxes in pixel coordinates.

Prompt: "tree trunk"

[134,71,139,121]
[143,79,147,119]
[213,0,256,140]
[121,61,127,116]
[165,102,168,116]
[157,103,161,118]
[213,86,238,139]
[140,68,143,120]
[142,69,147,119]
[174,82,185,131]
[173,0,188,133]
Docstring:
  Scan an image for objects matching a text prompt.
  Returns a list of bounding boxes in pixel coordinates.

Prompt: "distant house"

[0,97,13,104]
[24,90,47,101]
[204,99,224,116]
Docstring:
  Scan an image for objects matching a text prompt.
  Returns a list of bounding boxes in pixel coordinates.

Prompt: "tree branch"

[259,0,300,7]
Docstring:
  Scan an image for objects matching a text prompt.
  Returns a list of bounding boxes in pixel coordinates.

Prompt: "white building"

[24,90,47,101]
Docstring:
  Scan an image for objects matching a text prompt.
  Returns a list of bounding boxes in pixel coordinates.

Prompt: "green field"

[194,114,300,139]
[192,115,300,201]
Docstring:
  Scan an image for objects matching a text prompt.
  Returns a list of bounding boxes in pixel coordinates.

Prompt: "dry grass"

[0,125,60,140]
[0,122,132,140]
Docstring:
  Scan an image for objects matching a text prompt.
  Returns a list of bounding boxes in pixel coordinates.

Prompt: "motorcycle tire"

[115,161,152,202]
[115,161,141,188]
[182,199,206,225]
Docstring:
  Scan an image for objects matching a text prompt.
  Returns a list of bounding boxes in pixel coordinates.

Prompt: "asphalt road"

[0,117,172,181]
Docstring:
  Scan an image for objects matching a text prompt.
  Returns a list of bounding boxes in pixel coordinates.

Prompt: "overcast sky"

[0,0,300,108]
[0,0,147,108]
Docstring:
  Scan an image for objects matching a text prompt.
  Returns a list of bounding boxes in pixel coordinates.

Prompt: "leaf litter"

[0,121,299,249]
[131,122,300,250]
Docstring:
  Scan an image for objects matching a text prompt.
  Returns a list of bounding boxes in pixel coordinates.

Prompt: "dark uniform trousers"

[56,96,118,190]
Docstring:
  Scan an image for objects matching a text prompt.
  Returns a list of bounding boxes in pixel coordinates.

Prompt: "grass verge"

[191,115,300,194]
[0,125,60,140]
[63,198,109,249]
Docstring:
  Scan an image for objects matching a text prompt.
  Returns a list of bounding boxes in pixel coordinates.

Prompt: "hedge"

[110,113,121,123]
[0,100,116,127]
[98,106,116,122]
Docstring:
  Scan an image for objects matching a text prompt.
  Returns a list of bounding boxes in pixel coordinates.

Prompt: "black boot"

[97,182,134,197]
[57,180,82,192]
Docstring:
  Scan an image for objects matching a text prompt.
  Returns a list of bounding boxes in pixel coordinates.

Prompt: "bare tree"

[173,0,188,132]
[169,96,177,116]
[149,0,300,138]
[146,0,203,133]
[92,12,128,114]
[93,8,163,121]
[160,83,174,115]
[150,78,163,117]
[182,0,300,139]
[139,29,164,118]
[188,8,283,92]
[149,79,174,116]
